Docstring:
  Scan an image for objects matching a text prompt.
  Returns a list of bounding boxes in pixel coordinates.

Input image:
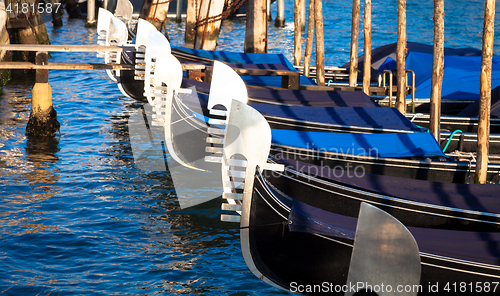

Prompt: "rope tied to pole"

[193,0,245,29]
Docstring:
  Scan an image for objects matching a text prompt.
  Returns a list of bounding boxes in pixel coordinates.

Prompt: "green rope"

[442,130,463,153]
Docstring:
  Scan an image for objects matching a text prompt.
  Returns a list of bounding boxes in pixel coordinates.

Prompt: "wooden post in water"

[275,0,285,27]
[396,0,407,115]
[194,0,225,50]
[349,0,360,87]
[267,0,272,20]
[176,0,183,22]
[362,0,371,95]
[185,0,197,47]
[476,0,495,184]
[293,0,302,66]
[301,0,306,30]
[26,52,60,137]
[139,0,171,31]
[314,0,325,85]
[86,0,97,26]
[245,0,268,53]
[429,0,444,142]
[304,0,315,77]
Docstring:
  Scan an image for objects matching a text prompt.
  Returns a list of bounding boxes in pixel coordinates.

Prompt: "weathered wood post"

[429,0,444,141]
[476,0,495,184]
[245,0,268,53]
[314,0,324,85]
[185,0,197,47]
[301,0,306,30]
[303,0,314,77]
[85,0,97,27]
[275,0,285,27]
[26,52,60,137]
[396,0,407,115]
[139,0,171,31]
[267,0,272,20]
[103,0,109,10]
[51,0,63,27]
[349,0,360,87]
[362,0,371,95]
[176,0,183,22]
[293,0,302,66]
[194,0,225,50]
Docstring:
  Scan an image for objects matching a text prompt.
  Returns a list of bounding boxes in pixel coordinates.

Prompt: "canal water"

[1,1,499,294]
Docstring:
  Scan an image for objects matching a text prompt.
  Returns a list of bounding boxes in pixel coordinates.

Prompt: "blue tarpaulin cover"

[272,129,446,158]
[344,42,500,101]
[173,46,316,86]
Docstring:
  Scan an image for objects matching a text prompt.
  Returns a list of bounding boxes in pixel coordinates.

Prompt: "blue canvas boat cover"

[272,129,446,158]
[344,42,500,100]
[173,46,316,87]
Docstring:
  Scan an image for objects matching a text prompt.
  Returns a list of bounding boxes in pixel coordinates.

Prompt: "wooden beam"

[245,0,268,53]
[314,0,325,85]
[396,0,407,115]
[293,0,303,66]
[349,0,360,87]
[0,44,134,52]
[476,0,495,184]
[0,62,135,70]
[429,0,444,142]
[362,0,371,95]
[303,0,315,77]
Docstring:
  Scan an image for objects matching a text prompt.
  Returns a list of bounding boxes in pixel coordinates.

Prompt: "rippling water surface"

[1,1,500,294]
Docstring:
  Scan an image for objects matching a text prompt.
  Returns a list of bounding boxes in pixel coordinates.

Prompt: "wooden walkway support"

[476,0,496,184]
[349,0,360,87]
[396,0,407,115]
[429,0,444,142]
[362,0,371,95]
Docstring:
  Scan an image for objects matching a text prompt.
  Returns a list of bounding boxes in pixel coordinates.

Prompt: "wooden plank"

[0,62,135,70]
[476,0,495,184]
[0,44,134,52]
[0,61,207,71]
[430,0,444,141]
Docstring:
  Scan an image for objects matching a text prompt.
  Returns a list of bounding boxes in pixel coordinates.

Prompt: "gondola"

[218,99,500,294]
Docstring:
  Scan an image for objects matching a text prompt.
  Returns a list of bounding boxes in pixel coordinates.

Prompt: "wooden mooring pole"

[396,0,407,115]
[303,0,314,77]
[176,0,183,22]
[362,0,371,95]
[476,0,495,184]
[293,0,302,66]
[429,0,444,142]
[245,0,267,53]
[275,0,285,27]
[86,0,97,27]
[185,0,197,47]
[314,0,325,85]
[349,0,360,87]
[26,52,60,137]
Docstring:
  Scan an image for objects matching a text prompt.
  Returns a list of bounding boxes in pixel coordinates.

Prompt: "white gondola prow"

[208,61,248,111]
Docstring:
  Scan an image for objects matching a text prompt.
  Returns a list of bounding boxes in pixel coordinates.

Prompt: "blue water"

[1,1,500,294]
